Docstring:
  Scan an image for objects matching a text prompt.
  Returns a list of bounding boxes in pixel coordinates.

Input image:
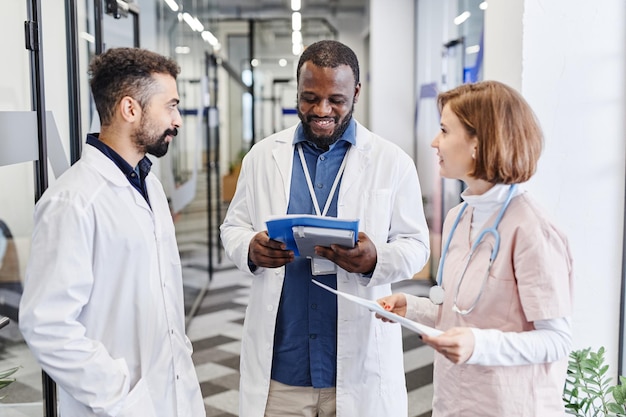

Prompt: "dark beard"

[298,107,353,150]
[137,128,177,158]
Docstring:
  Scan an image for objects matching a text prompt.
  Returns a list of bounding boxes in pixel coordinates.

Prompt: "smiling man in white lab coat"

[220,40,430,417]
[19,48,205,417]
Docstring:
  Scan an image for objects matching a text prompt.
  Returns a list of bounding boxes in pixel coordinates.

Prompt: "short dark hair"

[296,40,360,86]
[88,47,180,126]
[437,80,543,184]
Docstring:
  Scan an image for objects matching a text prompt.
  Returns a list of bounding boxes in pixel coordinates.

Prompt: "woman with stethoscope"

[377,81,574,417]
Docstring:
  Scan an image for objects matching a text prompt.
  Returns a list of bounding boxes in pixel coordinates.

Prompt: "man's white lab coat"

[19,144,205,416]
[220,122,430,417]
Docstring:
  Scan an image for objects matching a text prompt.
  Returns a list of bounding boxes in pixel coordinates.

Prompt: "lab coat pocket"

[118,377,158,417]
[373,319,405,390]
[361,189,391,242]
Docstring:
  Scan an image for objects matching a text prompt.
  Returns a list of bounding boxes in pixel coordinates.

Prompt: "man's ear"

[119,96,140,123]
[353,82,362,104]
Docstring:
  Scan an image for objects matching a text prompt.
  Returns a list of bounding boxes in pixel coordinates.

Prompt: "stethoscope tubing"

[435,184,518,314]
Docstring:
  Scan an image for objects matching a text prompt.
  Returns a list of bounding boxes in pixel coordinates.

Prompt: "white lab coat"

[220,122,430,417]
[19,144,205,417]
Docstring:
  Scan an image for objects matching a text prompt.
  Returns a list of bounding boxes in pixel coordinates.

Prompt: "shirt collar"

[86,133,152,178]
[293,118,356,150]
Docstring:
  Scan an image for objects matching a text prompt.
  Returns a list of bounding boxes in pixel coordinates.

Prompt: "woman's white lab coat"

[220,122,430,417]
[19,144,205,416]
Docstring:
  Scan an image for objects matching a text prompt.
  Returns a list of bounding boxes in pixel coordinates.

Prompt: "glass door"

[0,1,48,416]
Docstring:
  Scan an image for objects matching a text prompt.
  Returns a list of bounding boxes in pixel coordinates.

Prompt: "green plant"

[564,347,626,416]
[0,366,20,399]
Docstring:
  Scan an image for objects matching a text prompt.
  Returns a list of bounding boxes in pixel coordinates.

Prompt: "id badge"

[311,257,337,275]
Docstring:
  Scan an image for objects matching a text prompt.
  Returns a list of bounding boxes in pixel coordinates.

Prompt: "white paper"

[312,280,443,337]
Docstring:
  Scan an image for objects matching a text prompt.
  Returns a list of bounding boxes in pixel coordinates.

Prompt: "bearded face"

[297,103,354,149]
[133,112,177,158]
[131,73,182,158]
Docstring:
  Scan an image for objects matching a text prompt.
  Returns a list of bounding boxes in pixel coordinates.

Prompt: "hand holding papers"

[312,280,442,337]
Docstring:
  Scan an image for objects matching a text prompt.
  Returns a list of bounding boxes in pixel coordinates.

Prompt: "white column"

[368,0,415,158]
[521,0,626,374]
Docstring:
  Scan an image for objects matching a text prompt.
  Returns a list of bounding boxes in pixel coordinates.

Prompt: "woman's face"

[431,103,477,182]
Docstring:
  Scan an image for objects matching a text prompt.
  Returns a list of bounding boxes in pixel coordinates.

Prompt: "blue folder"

[266,215,359,257]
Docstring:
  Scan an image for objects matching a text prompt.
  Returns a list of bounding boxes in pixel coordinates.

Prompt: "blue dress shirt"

[271,120,356,388]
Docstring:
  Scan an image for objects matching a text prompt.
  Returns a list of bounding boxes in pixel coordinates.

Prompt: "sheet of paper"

[312,280,443,337]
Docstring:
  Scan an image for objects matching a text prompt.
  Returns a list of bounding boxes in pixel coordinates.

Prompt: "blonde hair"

[437,80,543,183]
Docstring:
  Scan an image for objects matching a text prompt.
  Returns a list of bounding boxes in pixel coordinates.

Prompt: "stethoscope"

[429,184,518,315]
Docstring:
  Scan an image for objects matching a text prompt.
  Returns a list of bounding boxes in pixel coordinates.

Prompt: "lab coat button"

[267,305,274,311]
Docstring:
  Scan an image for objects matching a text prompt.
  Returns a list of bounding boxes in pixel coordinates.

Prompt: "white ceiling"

[188,0,369,21]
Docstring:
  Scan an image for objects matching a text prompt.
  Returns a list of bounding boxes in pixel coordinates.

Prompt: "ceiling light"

[291,0,301,11]
[201,30,219,46]
[466,45,480,54]
[175,46,190,54]
[251,59,259,67]
[292,43,303,55]
[163,0,178,12]
[454,11,471,25]
[193,17,204,32]
[182,13,196,31]
[292,30,302,44]
[292,12,302,31]
[479,2,488,10]
[279,59,287,67]
[80,32,95,44]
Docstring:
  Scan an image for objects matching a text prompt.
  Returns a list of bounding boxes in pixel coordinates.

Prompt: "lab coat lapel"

[339,122,371,198]
[82,145,152,212]
[271,130,297,205]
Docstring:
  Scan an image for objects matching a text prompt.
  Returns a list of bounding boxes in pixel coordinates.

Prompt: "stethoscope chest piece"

[429,285,445,305]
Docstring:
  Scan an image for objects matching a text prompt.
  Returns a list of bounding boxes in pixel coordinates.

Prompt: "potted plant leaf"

[563,346,626,416]
[0,366,20,399]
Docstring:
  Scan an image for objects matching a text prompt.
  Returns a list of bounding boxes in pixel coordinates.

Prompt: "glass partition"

[0,2,44,416]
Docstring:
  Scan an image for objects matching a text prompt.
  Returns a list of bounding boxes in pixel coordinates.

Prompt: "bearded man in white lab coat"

[220,40,430,417]
[19,48,205,417]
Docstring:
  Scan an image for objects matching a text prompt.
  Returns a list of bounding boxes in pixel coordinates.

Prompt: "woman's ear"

[470,137,479,159]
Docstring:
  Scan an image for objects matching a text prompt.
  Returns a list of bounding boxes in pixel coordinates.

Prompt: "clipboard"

[292,225,355,258]
[312,279,442,337]
[266,215,359,257]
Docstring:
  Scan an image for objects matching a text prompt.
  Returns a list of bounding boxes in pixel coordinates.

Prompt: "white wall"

[333,14,369,128]
[485,0,626,375]
[524,0,626,374]
[483,0,523,91]
[368,0,415,157]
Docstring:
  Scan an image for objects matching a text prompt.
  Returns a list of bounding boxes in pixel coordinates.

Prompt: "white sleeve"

[466,317,572,366]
